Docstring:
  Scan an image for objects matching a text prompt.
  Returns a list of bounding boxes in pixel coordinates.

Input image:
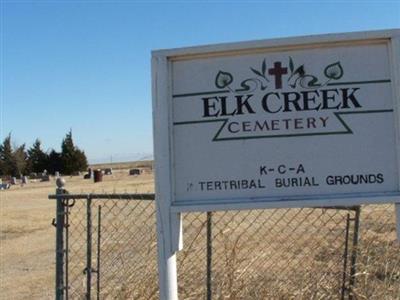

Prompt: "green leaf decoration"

[295,65,305,77]
[262,59,266,76]
[240,79,252,92]
[215,71,233,89]
[250,67,264,78]
[288,65,305,82]
[240,78,261,92]
[324,61,343,80]
[289,57,294,73]
[300,75,320,88]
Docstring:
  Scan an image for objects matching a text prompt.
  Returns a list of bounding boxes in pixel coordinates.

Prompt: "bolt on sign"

[152,30,400,299]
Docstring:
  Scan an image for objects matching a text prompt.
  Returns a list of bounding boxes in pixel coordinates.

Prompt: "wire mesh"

[54,195,399,300]
[63,195,158,299]
[352,204,400,299]
[178,207,357,299]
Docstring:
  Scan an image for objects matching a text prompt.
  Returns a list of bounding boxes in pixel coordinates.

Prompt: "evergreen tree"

[27,139,48,173]
[0,134,28,176]
[0,134,14,176]
[47,149,62,174]
[74,148,88,172]
[61,130,88,174]
[0,132,88,176]
[12,144,28,176]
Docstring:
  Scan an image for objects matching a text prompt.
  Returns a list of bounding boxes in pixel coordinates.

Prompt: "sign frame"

[152,29,400,300]
[153,29,400,213]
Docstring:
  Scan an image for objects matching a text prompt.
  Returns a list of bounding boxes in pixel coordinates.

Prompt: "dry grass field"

[90,160,153,171]
[1,163,399,299]
[0,166,154,300]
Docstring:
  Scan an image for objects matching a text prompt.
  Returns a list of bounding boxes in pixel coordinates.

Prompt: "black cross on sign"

[268,61,288,89]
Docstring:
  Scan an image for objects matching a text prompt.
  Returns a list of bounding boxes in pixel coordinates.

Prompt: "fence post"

[206,212,213,300]
[55,178,66,300]
[86,195,93,300]
[349,206,361,300]
[396,203,400,242]
[341,213,351,300]
[96,205,101,300]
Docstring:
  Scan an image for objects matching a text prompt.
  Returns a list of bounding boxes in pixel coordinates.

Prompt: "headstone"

[29,172,38,179]
[93,169,103,183]
[55,171,60,178]
[83,168,93,179]
[0,183,10,190]
[41,174,51,182]
[129,168,141,176]
[104,168,112,175]
[21,176,28,184]
[11,177,17,185]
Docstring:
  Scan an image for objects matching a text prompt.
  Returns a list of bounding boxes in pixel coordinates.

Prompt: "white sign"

[154,29,400,212]
[152,30,400,299]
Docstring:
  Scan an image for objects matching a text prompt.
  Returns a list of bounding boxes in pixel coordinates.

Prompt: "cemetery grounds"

[0,163,153,299]
[0,161,399,299]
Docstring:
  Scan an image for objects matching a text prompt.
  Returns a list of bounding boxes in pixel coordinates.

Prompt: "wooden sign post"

[152,29,400,299]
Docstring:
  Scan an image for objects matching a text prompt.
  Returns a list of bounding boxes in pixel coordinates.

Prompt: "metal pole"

[155,204,180,300]
[55,180,66,300]
[86,196,93,300]
[153,55,180,300]
[349,206,361,300]
[396,203,400,242]
[206,212,213,300]
[65,202,70,300]
[97,205,101,300]
[341,213,350,300]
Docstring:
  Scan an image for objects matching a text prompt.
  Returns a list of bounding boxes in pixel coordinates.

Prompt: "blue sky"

[1,1,399,163]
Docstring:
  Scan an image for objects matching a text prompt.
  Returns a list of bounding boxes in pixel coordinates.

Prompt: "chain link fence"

[50,191,399,299]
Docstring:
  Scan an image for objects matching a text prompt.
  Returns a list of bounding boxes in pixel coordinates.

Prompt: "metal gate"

[50,187,361,299]
[50,188,157,300]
